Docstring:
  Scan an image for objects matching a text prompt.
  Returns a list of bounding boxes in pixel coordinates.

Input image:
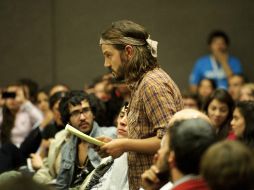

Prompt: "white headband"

[99,36,158,58]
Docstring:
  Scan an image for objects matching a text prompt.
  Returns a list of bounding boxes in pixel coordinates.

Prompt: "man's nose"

[80,112,86,120]
[104,60,110,67]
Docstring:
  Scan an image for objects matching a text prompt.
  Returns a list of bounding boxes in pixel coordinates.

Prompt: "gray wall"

[1,0,253,90]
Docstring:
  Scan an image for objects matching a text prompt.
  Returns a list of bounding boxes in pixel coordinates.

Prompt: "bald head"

[166,109,216,175]
[169,108,211,127]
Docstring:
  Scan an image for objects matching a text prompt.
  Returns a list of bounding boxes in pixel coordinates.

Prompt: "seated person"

[202,89,234,140]
[228,74,246,101]
[35,91,67,159]
[55,90,116,189]
[239,83,254,101]
[33,127,69,184]
[182,91,200,110]
[197,78,216,104]
[35,88,54,130]
[141,109,216,190]
[80,103,129,190]
[231,101,254,148]
[0,84,43,173]
[189,30,243,92]
[201,141,254,190]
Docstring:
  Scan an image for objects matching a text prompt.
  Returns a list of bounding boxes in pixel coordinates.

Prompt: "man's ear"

[124,45,133,59]
[168,151,175,168]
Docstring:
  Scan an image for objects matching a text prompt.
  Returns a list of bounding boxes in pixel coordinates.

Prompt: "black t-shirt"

[71,158,94,187]
[41,122,63,139]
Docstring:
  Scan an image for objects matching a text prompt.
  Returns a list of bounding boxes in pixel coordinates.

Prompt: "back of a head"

[201,140,254,190]
[0,175,53,190]
[169,118,216,175]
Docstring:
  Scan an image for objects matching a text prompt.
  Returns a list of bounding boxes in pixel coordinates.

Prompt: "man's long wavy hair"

[101,20,159,83]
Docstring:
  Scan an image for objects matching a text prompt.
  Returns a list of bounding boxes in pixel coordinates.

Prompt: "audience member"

[197,78,216,104]
[231,101,254,149]
[18,78,39,104]
[239,83,254,101]
[143,109,215,190]
[55,90,116,189]
[141,109,212,190]
[30,91,68,171]
[203,89,234,140]
[80,103,129,190]
[228,74,246,101]
[201,140,254,190]
[36,88,54,129]
[182,91,200,110]
[189,30,243,92]
[49,84,69,97]
[0,84,43,173]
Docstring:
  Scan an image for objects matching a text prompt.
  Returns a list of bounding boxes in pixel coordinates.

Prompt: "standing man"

[98,20,183,189]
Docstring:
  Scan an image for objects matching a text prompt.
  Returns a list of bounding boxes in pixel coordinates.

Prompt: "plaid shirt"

[127,68,183,190]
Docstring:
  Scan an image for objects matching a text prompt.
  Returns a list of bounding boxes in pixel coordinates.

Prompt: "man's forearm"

[123,136,161,154]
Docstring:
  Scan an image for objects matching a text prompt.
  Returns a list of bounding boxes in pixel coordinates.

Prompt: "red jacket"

[172,177,210,190]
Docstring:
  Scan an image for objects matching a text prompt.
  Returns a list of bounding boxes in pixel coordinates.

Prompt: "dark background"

[0,0,253,90]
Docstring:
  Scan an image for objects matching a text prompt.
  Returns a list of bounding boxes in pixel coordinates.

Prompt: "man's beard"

[157,153,172,183]
[111,53,127,82]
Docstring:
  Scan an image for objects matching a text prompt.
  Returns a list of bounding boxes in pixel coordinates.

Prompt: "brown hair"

[101,20,159,83]
[201,140,254,190]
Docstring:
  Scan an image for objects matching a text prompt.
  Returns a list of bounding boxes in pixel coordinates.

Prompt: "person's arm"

[214,52,233,78]
[33,157,54,184]
[20,101,43,129]
[141,165,164,190]
[189,60,202,93]
[98,136,160,159]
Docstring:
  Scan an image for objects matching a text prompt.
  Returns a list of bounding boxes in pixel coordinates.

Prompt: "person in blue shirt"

[189,30,243,92]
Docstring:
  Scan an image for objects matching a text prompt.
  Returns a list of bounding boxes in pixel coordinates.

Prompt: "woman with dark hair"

[203,89,234,140]
[197,78,217,106]
[0,84,43,173]
[231,101,254,149]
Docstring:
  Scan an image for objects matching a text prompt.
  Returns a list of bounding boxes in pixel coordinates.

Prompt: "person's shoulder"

[96,124,117,138]
[142,68,170,84]
[54,129,68,139]
[195,55,210,65]
[228,55,241,63]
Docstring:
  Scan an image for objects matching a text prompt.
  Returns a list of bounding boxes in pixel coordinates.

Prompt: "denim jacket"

[56,122,116,190]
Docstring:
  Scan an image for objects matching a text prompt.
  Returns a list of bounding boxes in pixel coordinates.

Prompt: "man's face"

[69,100,94,134]
[153,133,171,181]
[228,76,244,101]
[101,44,126,81]
[210,37,228,54]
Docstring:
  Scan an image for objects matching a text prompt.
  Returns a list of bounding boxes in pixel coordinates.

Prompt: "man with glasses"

[56,90,116,190]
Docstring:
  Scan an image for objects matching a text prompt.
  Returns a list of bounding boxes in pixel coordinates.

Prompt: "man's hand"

[99,138,127,159]
[30,153,43,170]
[141,165,163,190]
[214,50,233,77]
[91,136,113,156]
[214,51,228,65]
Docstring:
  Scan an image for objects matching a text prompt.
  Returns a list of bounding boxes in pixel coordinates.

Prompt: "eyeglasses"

[70,107,91,118]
